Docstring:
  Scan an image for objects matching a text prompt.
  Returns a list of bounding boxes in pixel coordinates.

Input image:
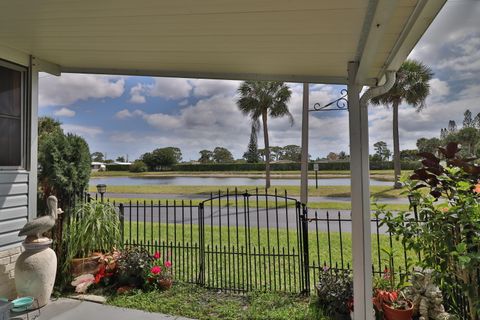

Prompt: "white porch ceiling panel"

[0,0,445,84]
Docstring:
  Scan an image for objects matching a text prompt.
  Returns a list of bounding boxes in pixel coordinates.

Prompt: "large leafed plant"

[377,142,480,319]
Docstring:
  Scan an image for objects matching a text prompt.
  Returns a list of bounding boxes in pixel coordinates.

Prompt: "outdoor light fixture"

[96,184,107,202]
[408,194,419,220]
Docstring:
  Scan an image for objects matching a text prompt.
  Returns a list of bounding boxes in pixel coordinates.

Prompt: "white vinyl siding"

[0,172,28,247]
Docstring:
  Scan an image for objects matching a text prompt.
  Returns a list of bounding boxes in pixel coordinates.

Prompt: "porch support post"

[300,83,309,204]
[27,56,39,221]
[348,61,373,320]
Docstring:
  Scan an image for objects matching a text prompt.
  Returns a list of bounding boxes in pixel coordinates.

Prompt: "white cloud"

[428,78,450,102]
[128,84,147,104]
[62,124,103,138]
[54,107,76,117]
[190,79,241,97]
[179,99,189,106]
[39,73,125,107]
[115,109,144,119]
[148,78,192,100]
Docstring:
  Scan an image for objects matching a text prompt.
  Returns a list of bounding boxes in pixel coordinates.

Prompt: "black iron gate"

[196,189,308,293]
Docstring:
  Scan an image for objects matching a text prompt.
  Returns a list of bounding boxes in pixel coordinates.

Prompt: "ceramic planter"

[382,301,413,320]
[15,241,57,307]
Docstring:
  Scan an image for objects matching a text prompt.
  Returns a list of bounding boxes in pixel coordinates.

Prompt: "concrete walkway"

[12,298,194,320]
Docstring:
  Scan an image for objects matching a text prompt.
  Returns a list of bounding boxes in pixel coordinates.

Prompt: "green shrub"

[130,160,148,173]
[106,164,131,171]
[38,132,91,204]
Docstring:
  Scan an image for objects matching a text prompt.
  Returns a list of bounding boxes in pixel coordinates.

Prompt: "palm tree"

[236,81,293,188]
[370,60,433,188]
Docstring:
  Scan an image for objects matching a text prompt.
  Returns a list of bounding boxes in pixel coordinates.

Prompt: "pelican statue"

[18,196,63,241]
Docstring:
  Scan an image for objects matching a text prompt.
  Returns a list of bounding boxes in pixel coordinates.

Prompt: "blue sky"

[38,1,480,162]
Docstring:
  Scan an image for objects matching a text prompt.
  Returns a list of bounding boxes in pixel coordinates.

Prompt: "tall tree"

[373,141,391,161]
[448,120,457,133]
[236,81,292,188]
[116,156,125,162]
[416,137,441,154]
[198,150,213,163]
[370,60,433,188]
[91,152,105,162]
[463,109,473,128]
[213,147,234,163]
[243,126,261,163]
[282,145,302,162]
[474,113,480,129]
[270,146,284,162]
[141,147,182,170]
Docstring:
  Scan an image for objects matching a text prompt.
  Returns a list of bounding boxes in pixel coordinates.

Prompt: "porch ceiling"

[0,0,445,84]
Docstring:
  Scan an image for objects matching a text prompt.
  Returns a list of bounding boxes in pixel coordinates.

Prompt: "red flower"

[153,251,161,259]
[474,183,480,194]
[151,266,161,274]
[164,260,172,268]
[95,265,106,284]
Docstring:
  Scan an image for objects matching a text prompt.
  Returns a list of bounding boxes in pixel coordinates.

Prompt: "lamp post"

[408,194,419,221]
[96,184,107,202]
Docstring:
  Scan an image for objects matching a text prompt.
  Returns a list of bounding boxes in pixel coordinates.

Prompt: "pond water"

[90,176,391,186]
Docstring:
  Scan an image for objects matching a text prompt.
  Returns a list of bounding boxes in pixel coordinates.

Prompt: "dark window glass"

[0,65,22,167]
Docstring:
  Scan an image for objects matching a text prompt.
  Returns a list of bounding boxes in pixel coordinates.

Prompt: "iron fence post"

[119,203,125,247]
[197,202,205,286]
[301,203,310,294]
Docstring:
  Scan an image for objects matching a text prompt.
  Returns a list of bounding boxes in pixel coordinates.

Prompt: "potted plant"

[315,268,353,319]
[145,251,173,290]
[373,266,413,320]
[63,201,121,277]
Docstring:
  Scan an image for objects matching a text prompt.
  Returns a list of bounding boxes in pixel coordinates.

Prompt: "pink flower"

[151,266,161,274]
[153,251,161,259]
[164,260,172,268]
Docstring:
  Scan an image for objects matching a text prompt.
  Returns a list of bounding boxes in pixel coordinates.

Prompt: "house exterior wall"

[0,55,37,298]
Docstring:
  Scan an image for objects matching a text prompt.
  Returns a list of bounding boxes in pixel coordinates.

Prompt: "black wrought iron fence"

[78,189,470,318]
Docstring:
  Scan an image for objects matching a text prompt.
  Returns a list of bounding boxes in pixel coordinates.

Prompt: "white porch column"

[348,61,373,320]
[28,56,39,221]
[300,83,309,204]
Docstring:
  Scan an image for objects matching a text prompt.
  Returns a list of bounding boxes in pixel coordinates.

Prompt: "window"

[0,62,25,168]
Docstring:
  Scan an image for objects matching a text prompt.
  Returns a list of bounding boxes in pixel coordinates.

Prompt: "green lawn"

[106,197,409,211]
[89,184,407,199]
[108,282,327,320]
[123,221,414,292]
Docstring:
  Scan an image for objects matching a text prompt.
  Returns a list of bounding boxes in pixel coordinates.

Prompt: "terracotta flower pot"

[70,256,101,277]
[382,301,413,320]
[157,278,173,290]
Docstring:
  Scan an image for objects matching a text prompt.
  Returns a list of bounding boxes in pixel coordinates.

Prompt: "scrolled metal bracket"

[309,89,348,112]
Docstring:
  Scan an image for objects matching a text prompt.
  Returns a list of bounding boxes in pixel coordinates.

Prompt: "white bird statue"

[18,195,63,242]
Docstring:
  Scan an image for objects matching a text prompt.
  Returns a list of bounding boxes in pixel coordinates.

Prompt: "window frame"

[0,59,27,170]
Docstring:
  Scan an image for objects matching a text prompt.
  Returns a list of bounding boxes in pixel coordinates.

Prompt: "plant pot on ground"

[63,202,121,277]
[382,300,413,320]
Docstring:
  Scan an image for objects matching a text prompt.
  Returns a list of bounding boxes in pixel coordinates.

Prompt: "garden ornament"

[405,269,453,320]
[18,195,63,241]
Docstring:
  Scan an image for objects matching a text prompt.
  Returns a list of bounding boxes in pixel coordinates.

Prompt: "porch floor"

[11,298,195,320]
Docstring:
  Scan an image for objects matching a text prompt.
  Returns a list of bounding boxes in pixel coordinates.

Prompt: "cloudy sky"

[38,1,480,162]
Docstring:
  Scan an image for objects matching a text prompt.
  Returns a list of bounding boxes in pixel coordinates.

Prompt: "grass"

[107,282,326,320]
[89,184,407,199]
[105,197,409,211]
[123,221,414,285]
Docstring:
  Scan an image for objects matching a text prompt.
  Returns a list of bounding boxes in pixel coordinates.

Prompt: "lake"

[90,176,391,186]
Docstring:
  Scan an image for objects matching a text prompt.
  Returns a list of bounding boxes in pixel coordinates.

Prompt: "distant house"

[112,161,132,166]
[91,162,106,171]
